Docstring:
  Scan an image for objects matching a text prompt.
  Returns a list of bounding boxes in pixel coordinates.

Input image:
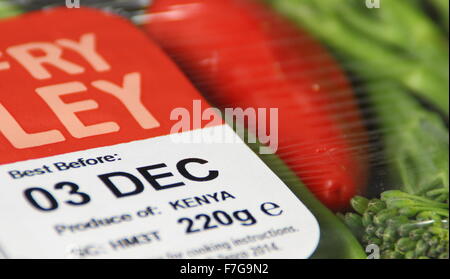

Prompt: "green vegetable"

[368,81,449,199]
[343,190,449,259]
[266,0,449,115]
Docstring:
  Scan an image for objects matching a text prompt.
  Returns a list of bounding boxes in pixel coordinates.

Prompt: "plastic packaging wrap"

[0,0,448,259]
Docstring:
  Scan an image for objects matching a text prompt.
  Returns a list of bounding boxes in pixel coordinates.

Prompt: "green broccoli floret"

[341,190,449,259]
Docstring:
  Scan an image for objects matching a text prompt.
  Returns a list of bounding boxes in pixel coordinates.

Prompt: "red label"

[0,8,214,165]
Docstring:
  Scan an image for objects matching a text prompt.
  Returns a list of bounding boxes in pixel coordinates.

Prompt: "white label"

[0,125,319,259]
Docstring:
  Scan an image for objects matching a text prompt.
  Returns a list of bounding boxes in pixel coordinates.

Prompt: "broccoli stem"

[366,81,449,198]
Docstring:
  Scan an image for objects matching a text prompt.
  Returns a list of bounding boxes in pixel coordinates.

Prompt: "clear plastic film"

[1,0,448,259]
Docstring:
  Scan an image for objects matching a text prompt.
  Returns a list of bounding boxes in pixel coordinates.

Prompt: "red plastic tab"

[0,8,214,165]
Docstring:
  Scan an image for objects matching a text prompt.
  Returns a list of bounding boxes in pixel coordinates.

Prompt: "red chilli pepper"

[145,0,369,211]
